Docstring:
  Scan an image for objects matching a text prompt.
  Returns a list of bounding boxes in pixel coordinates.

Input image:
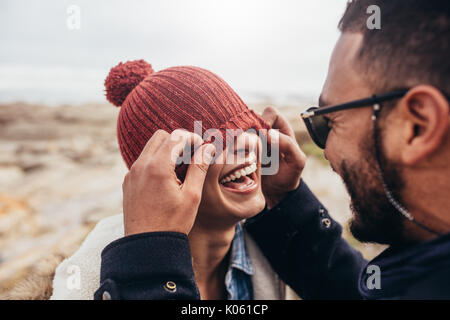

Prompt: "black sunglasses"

[301,89,410,149]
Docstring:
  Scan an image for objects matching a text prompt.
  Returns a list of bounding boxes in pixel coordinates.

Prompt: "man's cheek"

[323,134,340,164]
[324,147,340,175]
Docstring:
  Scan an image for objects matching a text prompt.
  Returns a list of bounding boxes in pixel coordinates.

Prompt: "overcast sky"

[0,0,349,106]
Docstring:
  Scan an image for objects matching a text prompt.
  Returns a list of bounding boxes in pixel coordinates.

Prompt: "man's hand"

[122,129,216,236]
[261,107,307,209]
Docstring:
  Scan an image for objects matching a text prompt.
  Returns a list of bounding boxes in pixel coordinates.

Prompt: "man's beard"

[339,126,407,246]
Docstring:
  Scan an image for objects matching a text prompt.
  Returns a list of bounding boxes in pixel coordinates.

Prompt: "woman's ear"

[399,85,449,165]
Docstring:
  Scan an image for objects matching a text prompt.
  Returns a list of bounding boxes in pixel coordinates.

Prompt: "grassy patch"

[293,129,328,165]
[300,141,329,165]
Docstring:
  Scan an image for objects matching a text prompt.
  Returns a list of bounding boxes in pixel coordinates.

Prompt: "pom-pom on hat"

[105,59,270,179]
[105,59,154,107]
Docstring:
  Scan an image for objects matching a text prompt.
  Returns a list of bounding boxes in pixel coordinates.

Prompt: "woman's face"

[196,132,266,227]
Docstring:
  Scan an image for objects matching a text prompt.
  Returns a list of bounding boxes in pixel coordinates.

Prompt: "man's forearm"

[94,232,200,300]
[95,181,366,300]
[245,180,367,299]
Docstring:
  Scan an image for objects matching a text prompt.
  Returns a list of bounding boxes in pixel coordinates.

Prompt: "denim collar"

[224,222,254,300]
[229,222,254,275]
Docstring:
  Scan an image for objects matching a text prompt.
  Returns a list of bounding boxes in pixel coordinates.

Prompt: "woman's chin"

[198,183,266,225]
[225,196,266,220]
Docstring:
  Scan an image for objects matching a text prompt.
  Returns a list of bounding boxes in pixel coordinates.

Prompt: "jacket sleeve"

[94,232,200,300]
[244,180,367,300]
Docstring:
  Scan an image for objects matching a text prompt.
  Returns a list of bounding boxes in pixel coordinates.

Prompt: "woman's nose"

[227,132,259,163]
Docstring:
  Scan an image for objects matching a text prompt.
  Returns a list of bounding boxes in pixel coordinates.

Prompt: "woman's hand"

[122,129,216,236]
[260,107,307,209]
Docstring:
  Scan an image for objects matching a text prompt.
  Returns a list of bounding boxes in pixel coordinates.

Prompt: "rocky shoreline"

[0,103,384,298]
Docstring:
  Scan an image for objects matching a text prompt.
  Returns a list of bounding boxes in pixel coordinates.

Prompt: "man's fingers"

[159,129,205,167]
[182,143,216,201]
[261,106,278,126]
[138,129,170,163]
[261,106,296,138]
[269,129,306,167]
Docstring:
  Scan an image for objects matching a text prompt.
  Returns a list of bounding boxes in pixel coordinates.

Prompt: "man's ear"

[399,85,449,165]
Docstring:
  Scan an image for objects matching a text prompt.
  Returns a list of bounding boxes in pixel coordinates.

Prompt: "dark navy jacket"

[94,180,450,300]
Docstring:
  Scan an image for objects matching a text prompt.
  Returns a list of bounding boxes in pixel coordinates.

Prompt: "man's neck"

[403,168,450,242]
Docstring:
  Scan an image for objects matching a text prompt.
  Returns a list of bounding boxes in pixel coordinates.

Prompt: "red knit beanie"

[105,59,270,179]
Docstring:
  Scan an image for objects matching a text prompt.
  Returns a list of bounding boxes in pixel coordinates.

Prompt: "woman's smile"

[197,132,266,223]
[219,160,259,194]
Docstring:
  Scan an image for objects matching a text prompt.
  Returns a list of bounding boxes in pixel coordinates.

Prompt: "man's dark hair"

[338,0,449,95]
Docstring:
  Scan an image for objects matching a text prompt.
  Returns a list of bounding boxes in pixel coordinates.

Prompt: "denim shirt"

[224,222,254,300]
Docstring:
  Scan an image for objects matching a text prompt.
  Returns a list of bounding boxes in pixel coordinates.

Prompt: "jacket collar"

[359,232,450,299]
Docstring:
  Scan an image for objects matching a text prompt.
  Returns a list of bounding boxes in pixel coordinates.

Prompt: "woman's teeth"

[220,163,257,184]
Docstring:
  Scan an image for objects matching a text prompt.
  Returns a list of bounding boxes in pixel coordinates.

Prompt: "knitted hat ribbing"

[105,60,270,179]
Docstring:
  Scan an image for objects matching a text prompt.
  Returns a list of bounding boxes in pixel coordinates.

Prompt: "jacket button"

[319,208,326,217]
[322,218,331,228]
[165,281,177,292]
[102,291,112,300]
